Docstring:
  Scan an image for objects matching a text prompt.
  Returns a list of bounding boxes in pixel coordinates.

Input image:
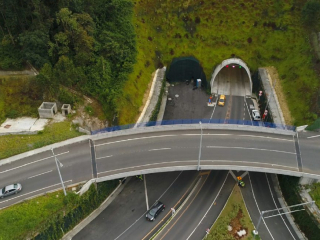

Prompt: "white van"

[252,110,261,121]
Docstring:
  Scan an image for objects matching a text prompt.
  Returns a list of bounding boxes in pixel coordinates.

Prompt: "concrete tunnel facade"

[210,58,252,96]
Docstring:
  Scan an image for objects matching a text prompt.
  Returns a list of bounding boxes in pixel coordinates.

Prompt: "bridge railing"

[91,119,296,135]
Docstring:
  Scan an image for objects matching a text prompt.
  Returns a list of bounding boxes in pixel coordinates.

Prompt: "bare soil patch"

[265,66,293,125]
[135,70,156,122]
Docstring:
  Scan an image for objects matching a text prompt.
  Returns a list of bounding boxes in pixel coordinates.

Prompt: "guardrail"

[91,119,296,135]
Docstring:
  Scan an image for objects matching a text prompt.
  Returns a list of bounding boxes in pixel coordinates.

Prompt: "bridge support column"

[299,177,320,185]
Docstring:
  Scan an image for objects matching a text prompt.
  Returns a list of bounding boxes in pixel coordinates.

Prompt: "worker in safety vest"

[238,180,245,187]
[136,175,143,181]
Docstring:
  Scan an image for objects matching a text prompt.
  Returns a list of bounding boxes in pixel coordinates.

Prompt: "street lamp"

[51,148,67,196]
[252,201,314,239]
[197,121,203,171]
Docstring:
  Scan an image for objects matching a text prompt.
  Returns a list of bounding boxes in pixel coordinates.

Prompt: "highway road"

[0,140,93,209]
[73,171,199,240]
[1,68,319,240]
[242,172,299,240]
[94,128,299,181]
[157,171,235,240]
[2,127,311,210]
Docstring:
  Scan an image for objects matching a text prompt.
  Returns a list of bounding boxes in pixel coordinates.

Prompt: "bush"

[278,175,320,240]
[58,89,80,107]
[302,0,320,29]
[306,118,320,131]
[34,180,119,240]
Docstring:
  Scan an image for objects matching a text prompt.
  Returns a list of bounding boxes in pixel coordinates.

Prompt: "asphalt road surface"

[94,129,299,180]
[158,171,235,240]
[241,172,299,240]
[211,65,251,96]
[73,171,198,240]
[0,140,92,209]
[2,127,312,210]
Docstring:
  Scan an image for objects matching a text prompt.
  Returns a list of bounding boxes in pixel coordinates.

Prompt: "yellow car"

[218,94,226,106]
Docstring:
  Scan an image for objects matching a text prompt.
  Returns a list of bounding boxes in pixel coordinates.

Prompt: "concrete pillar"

[299,177,320,185]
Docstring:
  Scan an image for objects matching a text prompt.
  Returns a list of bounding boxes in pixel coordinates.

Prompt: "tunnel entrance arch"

[210,58,252,96]
[166,56,207,87]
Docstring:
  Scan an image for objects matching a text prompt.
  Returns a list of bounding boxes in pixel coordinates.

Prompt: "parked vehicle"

[146,201,165,221]
[0,183,22,198]
[252,109,261,121]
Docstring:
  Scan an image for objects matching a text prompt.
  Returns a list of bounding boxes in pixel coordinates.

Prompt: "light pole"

[51,148,67,196]
[197,121,203,171]
[144,174,149,210]
[252,201,314,239]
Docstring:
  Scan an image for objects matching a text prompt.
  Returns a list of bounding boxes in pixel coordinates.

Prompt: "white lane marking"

[96,155,113,160]
[239,135,293,142]
[97,159,299,176]
[307,134,320,139]
[27,170,52,179]
[148,148,171,151]
[90,140,95,180]
[202,160,298,170]
[209,97,218,120]
[95,135,177,147]
[183,134,231,136]
[265,174,296,240]
[296,132,303,171]
[114,172,183,240]
[207,146,296,155]
[244,96,253,126]
[0,180,72,204]
[0,151,69,174]
[184,133,292,142]
[97,161,194,174]
[248,173,274,239]
[186,172,230,240]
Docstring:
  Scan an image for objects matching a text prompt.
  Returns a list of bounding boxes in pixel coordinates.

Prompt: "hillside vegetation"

[0,0,136,123]
[0,0,319,126]
[122,0,320,125]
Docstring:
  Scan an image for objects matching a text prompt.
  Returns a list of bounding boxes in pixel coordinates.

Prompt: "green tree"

[36,63,58,99]
[19,29,50,68]
[302,0,320,29]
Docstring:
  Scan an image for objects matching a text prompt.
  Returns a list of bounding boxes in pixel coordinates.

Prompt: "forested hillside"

[0,0,136,121]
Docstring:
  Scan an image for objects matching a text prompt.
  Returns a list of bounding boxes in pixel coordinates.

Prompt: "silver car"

[0,183,22,198]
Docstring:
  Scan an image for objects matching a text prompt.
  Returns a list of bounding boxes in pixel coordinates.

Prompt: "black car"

[146,201,165,221]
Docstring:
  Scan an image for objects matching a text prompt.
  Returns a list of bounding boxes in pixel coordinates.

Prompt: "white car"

[0,183,22,198]
[252,110,261,121]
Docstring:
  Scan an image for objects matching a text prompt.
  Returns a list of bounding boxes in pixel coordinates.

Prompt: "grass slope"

[207,185,258,240]
[120,0,319,125]
[0,121,83,160]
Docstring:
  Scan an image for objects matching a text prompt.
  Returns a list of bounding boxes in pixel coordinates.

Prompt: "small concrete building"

[61,104,71,116]
[38,102,57,119]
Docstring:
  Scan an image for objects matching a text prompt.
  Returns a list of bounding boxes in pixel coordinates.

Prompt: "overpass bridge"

[89,123,319,182]
[1,122,319,209]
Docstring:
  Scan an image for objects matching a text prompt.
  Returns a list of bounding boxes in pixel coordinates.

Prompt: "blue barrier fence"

[91,119,296,135]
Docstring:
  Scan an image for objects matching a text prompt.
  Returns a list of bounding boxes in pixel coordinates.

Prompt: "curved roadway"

[1,125,319,210]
